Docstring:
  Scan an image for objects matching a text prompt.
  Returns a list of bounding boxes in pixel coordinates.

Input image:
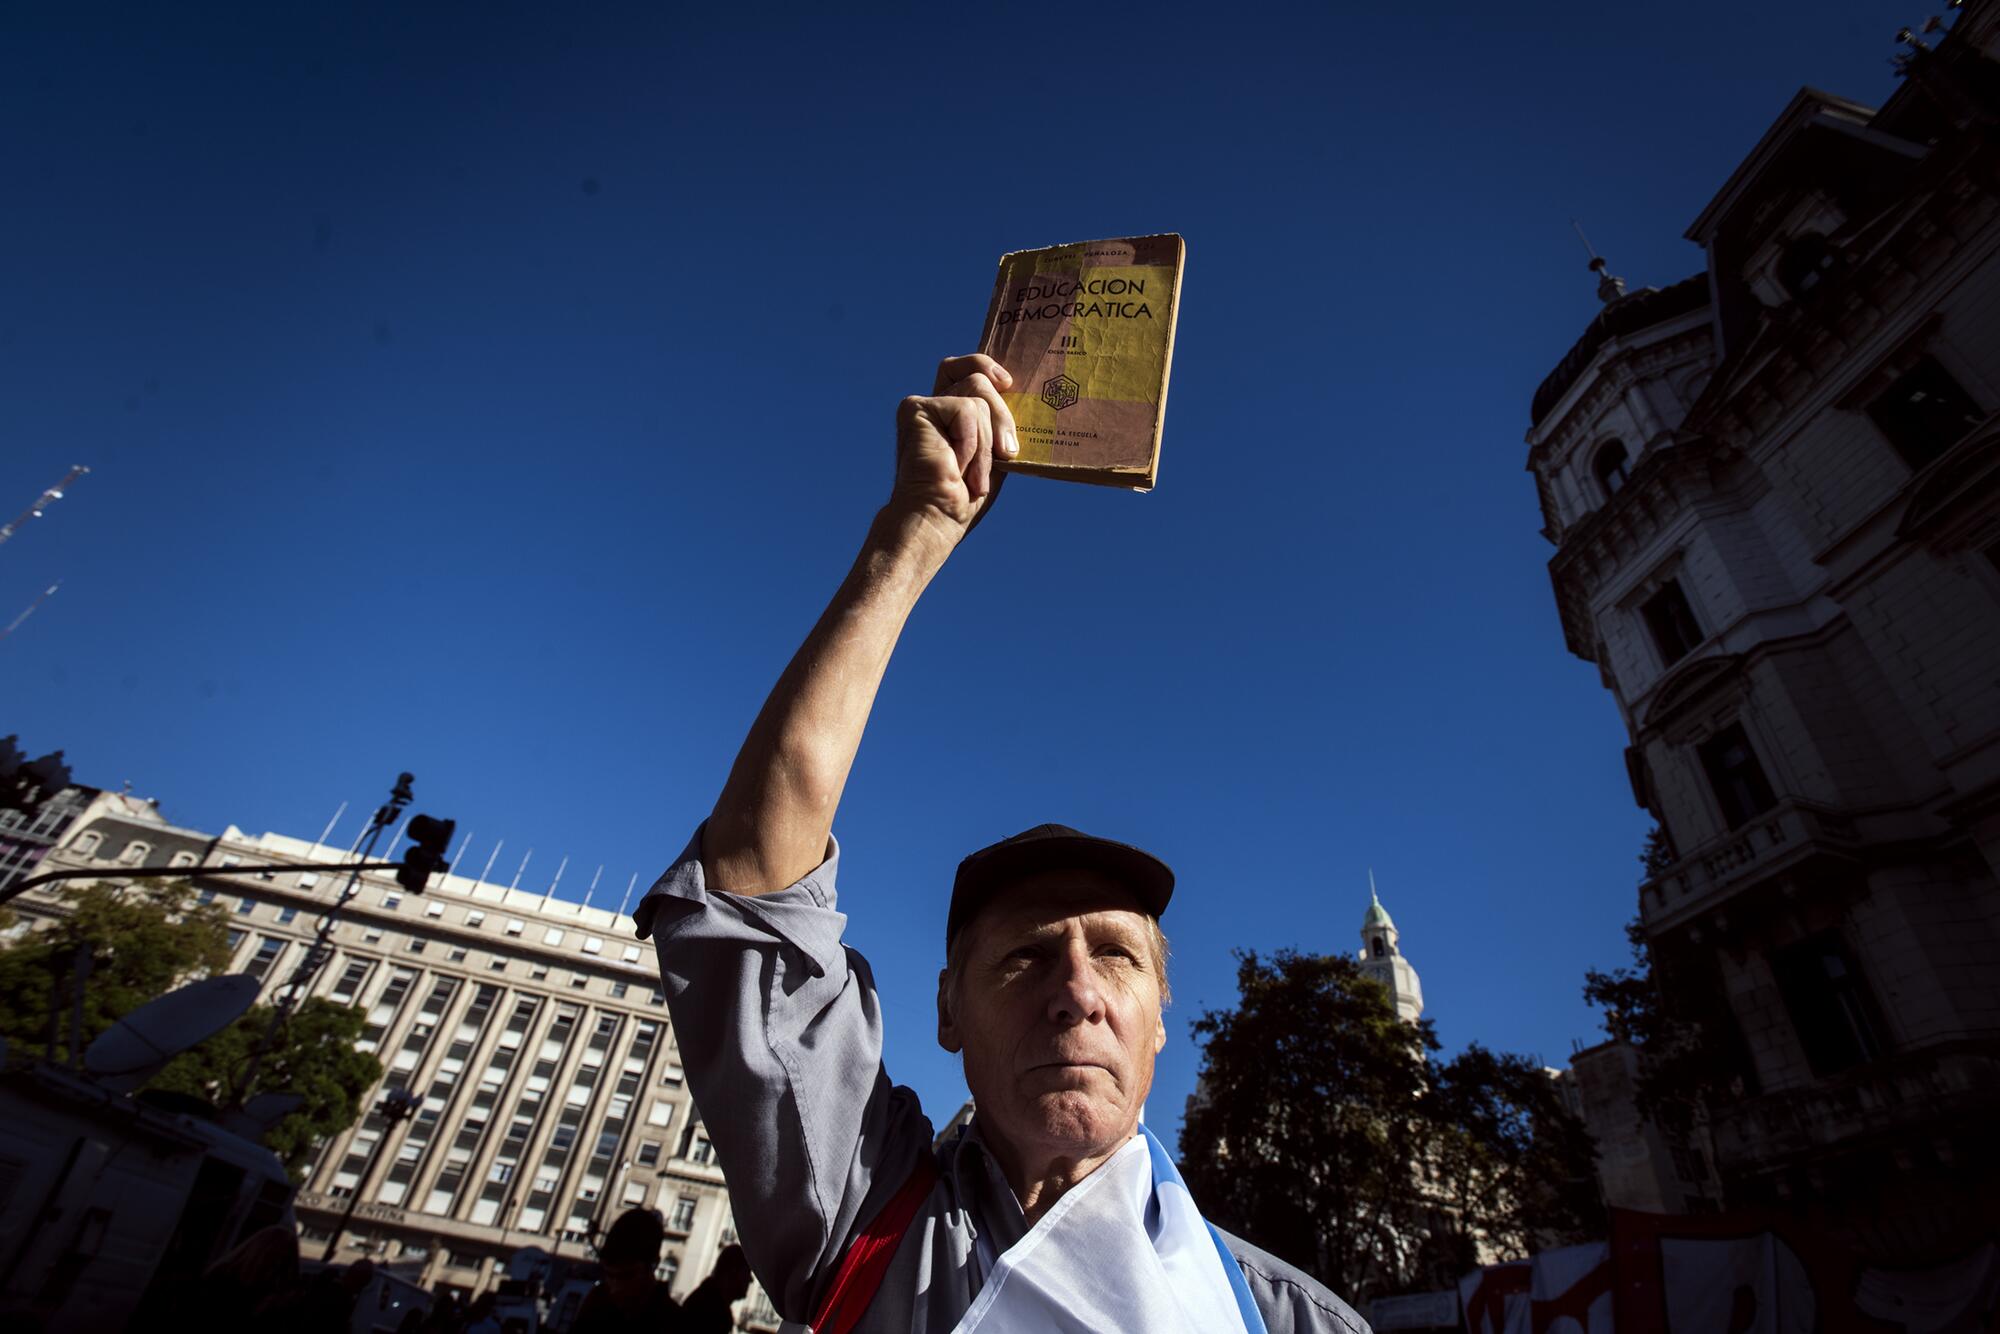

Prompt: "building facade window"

[1697,723,1778,829]
[384,892,402,910]
[236,898,256,917]
[670,1196,698,1232]
[467,910,485,927]
[544,928,565,946]
[1641,579,1704,667]
[1866,356,1984,471]
[245,937,287,981]
[276,907,298,925]
[1593,440,1631,500]
[1772,931,1888,1076]
[506,918,525,936]
[1776,231,1839,301]
[331,960,373,1004]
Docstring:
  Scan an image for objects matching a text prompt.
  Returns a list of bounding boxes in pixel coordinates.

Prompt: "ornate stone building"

[7,784,782,1327]
[1358,876,1424,1024]
[1524,0,2000,1260]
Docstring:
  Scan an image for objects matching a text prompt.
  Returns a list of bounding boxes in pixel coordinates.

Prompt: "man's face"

[601,1259,654,1307]
[937,870,1167,1171]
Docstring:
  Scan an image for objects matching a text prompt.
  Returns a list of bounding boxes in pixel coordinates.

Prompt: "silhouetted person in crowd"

[571,1207,682,1334]
[257,1255,374,1333]
[421,1288,462,1332]
[459,1291,501,1334]
[199,1224,301,1333]
[677,1244,754,1334]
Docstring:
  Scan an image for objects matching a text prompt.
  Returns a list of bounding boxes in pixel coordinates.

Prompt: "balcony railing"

[1640,797,1861,934]
[1709,1047,2000,1175]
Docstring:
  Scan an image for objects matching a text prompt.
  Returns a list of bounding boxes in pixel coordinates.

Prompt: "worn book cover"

[976,234,1184,492]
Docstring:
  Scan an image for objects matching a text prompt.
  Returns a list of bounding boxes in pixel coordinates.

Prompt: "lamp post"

[324,1084,423,1263]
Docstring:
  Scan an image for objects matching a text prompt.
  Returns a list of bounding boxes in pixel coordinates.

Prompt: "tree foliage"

[1180,949,1604,1305]
[0,879,233,1056]
[1580,828,1726,1131]
[1429,1045,1606,1263]
[0,880,380,1178]
[152,997,381,1177]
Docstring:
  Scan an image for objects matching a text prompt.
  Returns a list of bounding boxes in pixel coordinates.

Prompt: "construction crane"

[0,465,90,549]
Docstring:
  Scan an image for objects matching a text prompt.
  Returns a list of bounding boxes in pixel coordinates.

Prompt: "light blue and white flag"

[952,1127,1267,1334]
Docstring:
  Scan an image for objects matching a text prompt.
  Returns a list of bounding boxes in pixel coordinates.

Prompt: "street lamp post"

[323,1084,423,1264]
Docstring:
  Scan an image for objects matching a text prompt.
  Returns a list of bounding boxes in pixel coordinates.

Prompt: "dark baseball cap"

[947,824,1175,948]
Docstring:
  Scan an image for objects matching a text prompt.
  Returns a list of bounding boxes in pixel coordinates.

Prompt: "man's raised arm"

[701,354,1019,896]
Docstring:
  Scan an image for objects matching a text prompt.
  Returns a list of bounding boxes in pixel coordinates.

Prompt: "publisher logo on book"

[1041,374,1080,411]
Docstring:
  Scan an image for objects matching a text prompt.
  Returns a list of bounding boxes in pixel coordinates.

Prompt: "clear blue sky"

[3,2,1908,1149]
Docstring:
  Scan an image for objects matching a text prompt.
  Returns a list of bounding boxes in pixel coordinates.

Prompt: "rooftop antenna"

[509,847,534,893]
[541,854,568,910]
[0,582,61,642]
[1571,219,1628,304]
[475,837,503,889]
[315,800,349,851]
[0,465,90,549]
[581,864,603,911]
[617,872,638,918]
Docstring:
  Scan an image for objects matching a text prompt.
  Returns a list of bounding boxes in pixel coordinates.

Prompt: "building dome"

[1362,889,1395,932]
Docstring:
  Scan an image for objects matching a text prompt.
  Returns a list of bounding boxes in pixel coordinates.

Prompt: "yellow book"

[976,234,1184,492]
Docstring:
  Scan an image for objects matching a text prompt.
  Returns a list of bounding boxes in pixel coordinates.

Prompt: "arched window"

[1778,232,1839,301]
[118,840,152,866]
[1593,440,1631,500]
[1370,935,1387,959]
[73,830,103,857]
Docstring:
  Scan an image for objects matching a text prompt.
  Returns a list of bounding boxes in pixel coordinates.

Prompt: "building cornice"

[1687,135,2000,450]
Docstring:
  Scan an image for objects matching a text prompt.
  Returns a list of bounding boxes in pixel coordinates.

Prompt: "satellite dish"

[220,1091,306,1140]
[85,974,259,1093]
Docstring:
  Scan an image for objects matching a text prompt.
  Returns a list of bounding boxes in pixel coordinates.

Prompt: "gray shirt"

[636,828,1369,1334]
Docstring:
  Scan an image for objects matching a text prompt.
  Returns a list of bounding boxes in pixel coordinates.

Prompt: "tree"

[0,879,233,1056]
[1179,949,1439,1303]
[152,997,381,1177]
[1429,1045,1605,1262]
[1180,950,1605,1306]
[1580,827,1729,1133]
[0,879,381,1178]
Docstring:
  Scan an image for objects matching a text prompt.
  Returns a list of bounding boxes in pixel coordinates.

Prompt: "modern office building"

[1524,0,2000,1259]
[7,784,782,1327]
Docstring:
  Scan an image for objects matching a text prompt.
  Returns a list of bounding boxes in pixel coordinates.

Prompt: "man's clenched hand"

[888,354,1019,550]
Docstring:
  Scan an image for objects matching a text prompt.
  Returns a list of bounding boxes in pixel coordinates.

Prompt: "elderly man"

[636,355,1366,1333]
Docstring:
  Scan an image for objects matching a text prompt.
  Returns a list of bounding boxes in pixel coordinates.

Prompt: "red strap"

[810,1154,941,1334]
